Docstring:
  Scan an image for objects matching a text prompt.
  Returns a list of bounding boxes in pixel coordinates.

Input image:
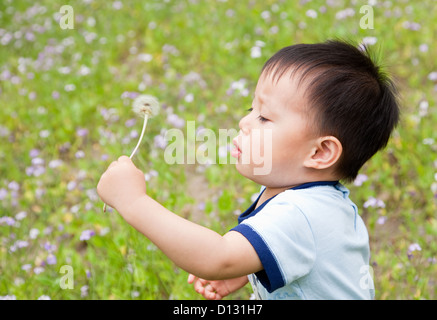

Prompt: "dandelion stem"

[129,115,149,159]
[103,94,159,213]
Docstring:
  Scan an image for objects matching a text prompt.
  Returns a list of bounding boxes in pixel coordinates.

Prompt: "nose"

[239,113,251,135]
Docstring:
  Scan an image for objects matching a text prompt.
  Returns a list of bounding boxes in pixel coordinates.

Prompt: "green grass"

[0,0,436,300]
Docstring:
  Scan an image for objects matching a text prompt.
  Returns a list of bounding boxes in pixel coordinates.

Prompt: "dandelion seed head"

[132,94,160,118]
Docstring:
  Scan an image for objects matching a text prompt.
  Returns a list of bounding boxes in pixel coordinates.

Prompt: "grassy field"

[0,0,436,300]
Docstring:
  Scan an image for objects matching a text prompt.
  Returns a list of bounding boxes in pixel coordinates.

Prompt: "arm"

[97,156,263,280]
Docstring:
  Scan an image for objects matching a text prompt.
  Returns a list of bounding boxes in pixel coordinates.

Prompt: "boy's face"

[232,69,318,188]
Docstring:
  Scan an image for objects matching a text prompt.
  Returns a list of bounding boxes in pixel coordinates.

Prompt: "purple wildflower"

[408,243,422,253]
[76,128,89,137]
[80,285,89,298]
[26,157,46,177]
[125,118,136,128]
[52,91,60,99]
[402,21,421,31]
[376,216,387,225]
[8,181,20,191]
[29,228,40,239]
[130,129,139,139]
[0,216,15,226]
[48,159,63,168]
[363,197,385,209]
[67,181,77,191]
[167,113,185,128]
[46,254,57,265]
[80,229,95,241]
[428,72,437,81]
[32,157,44,166]
[25,32,35,42]
[75,150,85,158]
[21,264,32,272]
[113,1,123,10]
[29,148,40,158]
[407,243,422,260]
[0,188,8,200]
[43,242,56,251]
[33,267,44,275]
[28,91,37,100]
[354,174,368,186]
[121,91,139,100]
[154,133,167,149]
[15,211,27,220]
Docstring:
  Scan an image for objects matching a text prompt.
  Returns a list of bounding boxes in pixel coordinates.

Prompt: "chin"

[235,162,273,185]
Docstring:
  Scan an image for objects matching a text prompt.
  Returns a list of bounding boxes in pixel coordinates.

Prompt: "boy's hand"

[97,156,146,213]
[187,274,249,300]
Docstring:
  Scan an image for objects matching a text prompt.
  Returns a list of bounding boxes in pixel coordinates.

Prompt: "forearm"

[97,156,262,279]
[120,195,247,280]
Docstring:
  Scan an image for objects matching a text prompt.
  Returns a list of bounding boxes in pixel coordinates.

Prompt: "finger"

[118,155,131,162]
[187,274,196,284]
[205,289,219,300]
[205,284,216,295]
[193,279,205,294]
[204,284,220,300]
[205,291,216,300]
[213,293,223,300]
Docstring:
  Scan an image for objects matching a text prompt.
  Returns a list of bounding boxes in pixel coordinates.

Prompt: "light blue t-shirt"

[231,181,374,300]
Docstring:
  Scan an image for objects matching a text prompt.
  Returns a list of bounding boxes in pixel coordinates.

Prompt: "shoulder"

[247,191,312,230]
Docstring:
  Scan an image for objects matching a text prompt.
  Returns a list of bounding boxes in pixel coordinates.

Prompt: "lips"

[231,138,241,159]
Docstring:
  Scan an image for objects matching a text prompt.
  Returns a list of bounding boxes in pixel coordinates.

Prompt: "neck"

[257,179,339,209]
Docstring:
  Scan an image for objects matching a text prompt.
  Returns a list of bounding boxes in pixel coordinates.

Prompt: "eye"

[257,115,269,123]
[246,107,269,123]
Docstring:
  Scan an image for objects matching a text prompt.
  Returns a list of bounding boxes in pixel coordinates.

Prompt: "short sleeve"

[231,197,316,293]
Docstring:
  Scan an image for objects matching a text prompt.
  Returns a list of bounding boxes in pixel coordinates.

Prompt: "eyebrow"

[256,93,264,104]
[254,94,276,118]
[254,93,267,108]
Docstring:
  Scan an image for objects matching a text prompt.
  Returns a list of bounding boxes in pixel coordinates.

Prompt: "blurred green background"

[0,0,436,299]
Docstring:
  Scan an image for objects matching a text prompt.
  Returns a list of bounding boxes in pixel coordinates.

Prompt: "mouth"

[231,138,242,159]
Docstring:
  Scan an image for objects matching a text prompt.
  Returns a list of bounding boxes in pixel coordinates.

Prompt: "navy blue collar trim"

[289,180,339,190]
[237,181,338,224]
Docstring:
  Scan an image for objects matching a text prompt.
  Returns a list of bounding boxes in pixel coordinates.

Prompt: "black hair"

[262,40,400,182]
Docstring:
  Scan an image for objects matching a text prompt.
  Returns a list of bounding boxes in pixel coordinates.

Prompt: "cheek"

[274,133,311,166]
[240,129,270,154]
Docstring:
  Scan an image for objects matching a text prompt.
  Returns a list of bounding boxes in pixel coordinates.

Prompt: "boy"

[97,40,399,300]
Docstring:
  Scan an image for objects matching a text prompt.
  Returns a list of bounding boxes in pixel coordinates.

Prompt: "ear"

[303,136,343,170]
